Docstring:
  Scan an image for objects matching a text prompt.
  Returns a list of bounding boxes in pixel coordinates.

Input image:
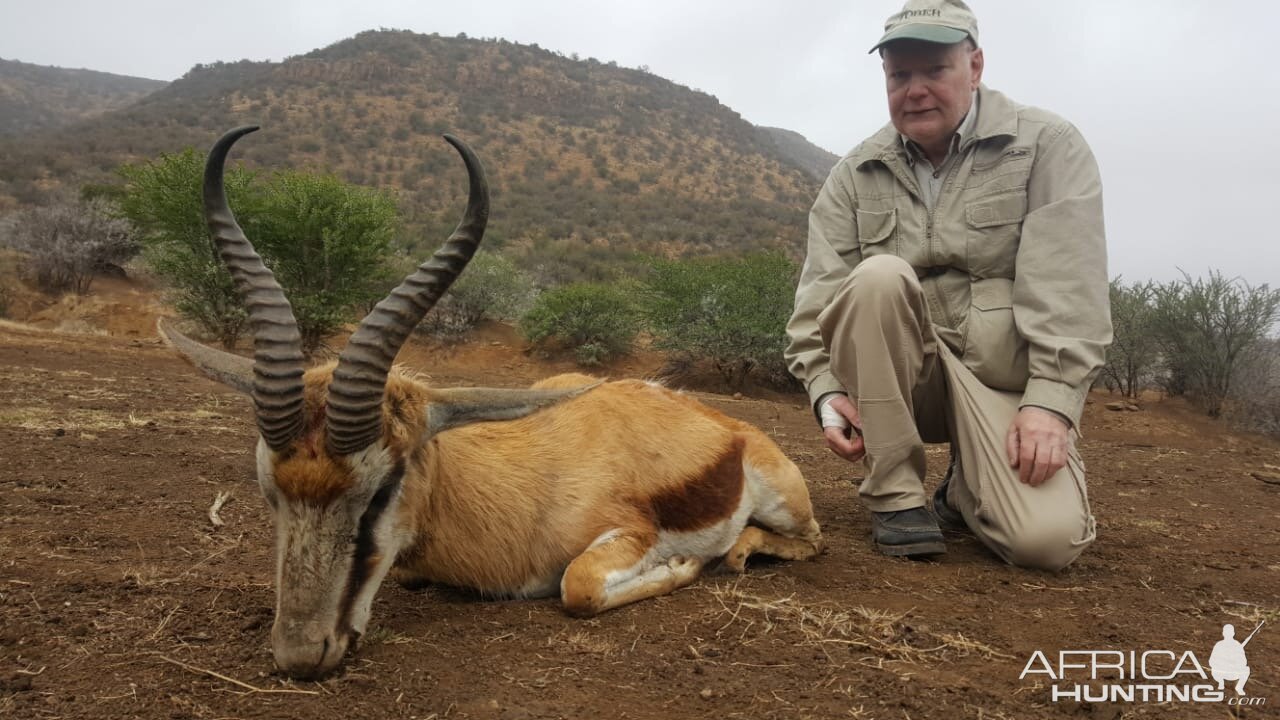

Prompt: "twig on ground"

[208,491,232,527]
[158,655,319,695]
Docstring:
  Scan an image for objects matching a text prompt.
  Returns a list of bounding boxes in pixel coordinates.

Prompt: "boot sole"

[876,540,947,557]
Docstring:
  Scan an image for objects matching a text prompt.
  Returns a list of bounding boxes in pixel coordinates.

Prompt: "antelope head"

[162,127,584,679]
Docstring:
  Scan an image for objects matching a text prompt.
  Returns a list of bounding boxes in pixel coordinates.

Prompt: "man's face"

[882,39,983,154]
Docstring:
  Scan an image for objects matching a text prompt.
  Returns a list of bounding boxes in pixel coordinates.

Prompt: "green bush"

[417,251,536,340]
[519,282,641,365]
[117,150,399,352]
[251,170,400,352]
[117,149,260,347]
[643,252,798,388]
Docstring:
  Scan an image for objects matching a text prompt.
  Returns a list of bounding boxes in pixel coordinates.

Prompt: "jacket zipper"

[923,153,965,330]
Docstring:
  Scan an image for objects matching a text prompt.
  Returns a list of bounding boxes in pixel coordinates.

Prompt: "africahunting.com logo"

[1019,621,1266,706]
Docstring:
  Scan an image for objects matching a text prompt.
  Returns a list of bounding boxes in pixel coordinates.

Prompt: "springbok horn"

[205,125,306,451]
[326,135,489,456]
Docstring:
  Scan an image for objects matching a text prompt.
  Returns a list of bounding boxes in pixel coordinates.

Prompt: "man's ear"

[970,47,985,89]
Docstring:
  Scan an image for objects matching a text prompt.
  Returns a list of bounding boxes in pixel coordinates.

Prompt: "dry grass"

[707,579,1012,664]
[362,625,414,647]
[547,628,619,657]
[0,405,241,433]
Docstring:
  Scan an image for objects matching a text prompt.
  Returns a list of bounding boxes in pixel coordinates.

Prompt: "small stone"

[699,688,714,700]
[1105,402,1127,411]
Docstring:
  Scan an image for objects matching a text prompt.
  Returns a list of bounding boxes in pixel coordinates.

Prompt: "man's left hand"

[1005,407,1071,486]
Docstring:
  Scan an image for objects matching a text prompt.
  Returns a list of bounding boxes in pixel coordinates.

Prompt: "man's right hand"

[820,394,865,463]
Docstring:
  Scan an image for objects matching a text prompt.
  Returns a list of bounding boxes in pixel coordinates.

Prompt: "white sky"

[1,0,1277,288]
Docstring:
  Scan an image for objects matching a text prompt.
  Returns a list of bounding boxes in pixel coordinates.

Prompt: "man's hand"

[1005,407,1071,486]
[821,394,865,463]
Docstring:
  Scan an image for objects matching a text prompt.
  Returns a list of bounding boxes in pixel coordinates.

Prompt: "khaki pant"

[816,256,1096,570]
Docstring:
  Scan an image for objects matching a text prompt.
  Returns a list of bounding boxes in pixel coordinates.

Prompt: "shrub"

[1100,278,1160,398]
[6,197,136,295]
[117,150,399,353]
[251,170,400,353]
[417,251,535,340]
[1150,271,1280,417]
[1226,338,1280,436]
[519,282,641,365]
[117,149,259,348]
[643,252,798,388]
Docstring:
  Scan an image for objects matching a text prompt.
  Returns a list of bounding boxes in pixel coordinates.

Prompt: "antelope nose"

[271,622,348,679]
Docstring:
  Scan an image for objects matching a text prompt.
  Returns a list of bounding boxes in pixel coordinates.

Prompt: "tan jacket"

[786,85,1111,427]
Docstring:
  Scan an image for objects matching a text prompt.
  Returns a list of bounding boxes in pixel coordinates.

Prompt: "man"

[785,0,1110,570]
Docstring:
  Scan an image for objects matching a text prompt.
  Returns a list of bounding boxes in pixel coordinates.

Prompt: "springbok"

[161,126,824,679]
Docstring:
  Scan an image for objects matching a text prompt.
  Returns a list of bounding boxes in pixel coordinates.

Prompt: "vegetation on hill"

[0,31,824,278]
[759,127,839,181]
[0,58,167,137]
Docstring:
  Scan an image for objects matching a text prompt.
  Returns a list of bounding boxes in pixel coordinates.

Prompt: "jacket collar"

[853,84,1019,170]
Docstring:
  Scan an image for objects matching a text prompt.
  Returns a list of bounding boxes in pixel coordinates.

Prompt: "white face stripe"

[343,492,413,635]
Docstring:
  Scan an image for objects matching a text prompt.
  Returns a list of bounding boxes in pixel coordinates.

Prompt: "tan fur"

[384,375,823,596]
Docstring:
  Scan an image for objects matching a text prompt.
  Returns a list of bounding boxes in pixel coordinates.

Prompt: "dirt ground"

[1,281,1278,720]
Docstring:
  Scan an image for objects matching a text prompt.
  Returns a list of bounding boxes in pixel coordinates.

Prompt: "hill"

[0,58,167,136]
[0,31,821,278]
[760,126,838,181]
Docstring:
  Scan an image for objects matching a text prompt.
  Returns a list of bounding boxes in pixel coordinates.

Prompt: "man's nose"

[905,78,929,100]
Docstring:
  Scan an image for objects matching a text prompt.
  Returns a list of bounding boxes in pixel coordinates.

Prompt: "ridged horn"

[326,134,489,456]
[204,125,306,451]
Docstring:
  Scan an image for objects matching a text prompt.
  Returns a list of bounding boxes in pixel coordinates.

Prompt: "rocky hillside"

[0,58,167,136]
[0,31,830,273]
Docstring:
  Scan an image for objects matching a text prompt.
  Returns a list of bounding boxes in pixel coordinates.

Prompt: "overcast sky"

[2,0,1277,288]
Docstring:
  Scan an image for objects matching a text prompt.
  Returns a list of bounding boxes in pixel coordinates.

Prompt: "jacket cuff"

[806,372,847,421]
[1020,378,1087,429]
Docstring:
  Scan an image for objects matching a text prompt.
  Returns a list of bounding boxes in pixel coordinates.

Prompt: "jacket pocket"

[965,191,1025,278]
[855,208,897,257]
[962,278,1029,392]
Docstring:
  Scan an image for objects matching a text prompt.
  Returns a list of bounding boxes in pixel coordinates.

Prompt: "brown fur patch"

[273,450,354,505]
[649,437,745,532]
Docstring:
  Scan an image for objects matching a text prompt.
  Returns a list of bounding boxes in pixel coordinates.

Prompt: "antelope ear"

[425,382,602,437]
[157,318,254,395]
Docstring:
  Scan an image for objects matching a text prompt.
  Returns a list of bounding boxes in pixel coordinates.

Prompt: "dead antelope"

[161,126,824,679]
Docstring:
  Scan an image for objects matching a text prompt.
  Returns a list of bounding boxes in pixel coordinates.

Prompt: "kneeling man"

[786,0,1111,569]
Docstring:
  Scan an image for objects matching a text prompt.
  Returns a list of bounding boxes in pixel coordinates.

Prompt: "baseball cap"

[869,0,980,54]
